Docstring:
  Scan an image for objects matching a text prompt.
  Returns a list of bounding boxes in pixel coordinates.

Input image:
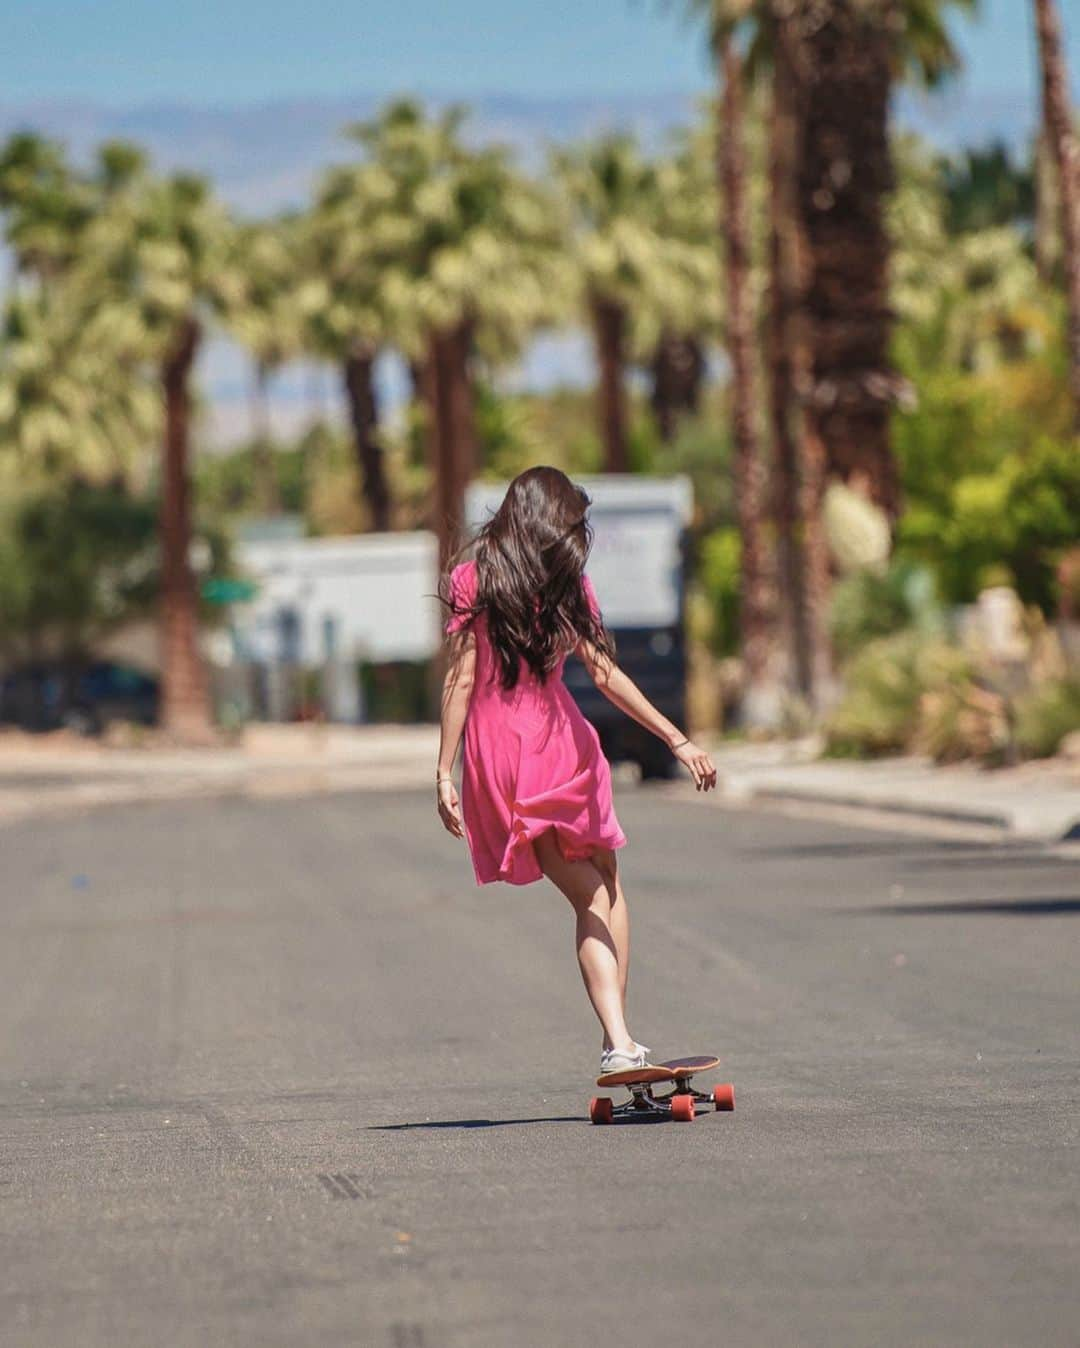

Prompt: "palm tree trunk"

[407,357,428,406]
[650,332,679,445]
[766,36,813,702]
[426,319,477,569]
[591,295,630,472]
[251,359,280,515]
[1034,131,1060,284]
[774,1,834,708]
[794,0,901,522]
[306,362,328,427]
[717,31,777,723]
[159,315,213,742]
[1033,0,1080,427]
[650,331,705,443]
[343,340,391,532]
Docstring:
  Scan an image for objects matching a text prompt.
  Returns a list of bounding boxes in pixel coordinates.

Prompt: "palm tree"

[305,146,399,532]
[715,30,779,720]
[337,100,565,564]
[760,5,818,699]
[1032,0,1080,427]
[778,1,974,705]
[645,124,722,442]
[787,0,978,511]
[673,1,830,704]
[1034,131,1061,284]
[682,0,978,704]
[228,216,308,515]
[941,143,1035,235]
[796,2,905,523]
[1,137,233,740]
[892,136,1050,375]
[0,286,158,483]
[0,132,92,287]
[0,139,159,487]
[554,135,669,471]
[74,158,239,742]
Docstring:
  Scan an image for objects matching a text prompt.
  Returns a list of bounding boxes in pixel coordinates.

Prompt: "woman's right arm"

[435,630,476,836]
[576,637,717,792]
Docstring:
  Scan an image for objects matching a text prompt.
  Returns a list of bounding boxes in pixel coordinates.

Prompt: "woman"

[435,466,717,1075]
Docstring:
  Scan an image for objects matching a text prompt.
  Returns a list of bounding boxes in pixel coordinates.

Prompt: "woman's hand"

[436,777,464,838]
[673,739,718,792]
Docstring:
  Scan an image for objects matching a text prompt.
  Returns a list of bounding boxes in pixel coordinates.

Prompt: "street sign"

[201,577,258,604]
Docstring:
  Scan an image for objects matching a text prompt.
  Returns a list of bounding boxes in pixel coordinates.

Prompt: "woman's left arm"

[436,630,476,837]
[577,636,718,792]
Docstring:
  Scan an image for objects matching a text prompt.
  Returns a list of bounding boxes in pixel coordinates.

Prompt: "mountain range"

[0,86,1040,214]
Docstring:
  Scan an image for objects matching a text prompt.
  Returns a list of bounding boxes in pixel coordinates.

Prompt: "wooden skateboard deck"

[595,1055,721,1087]
[590,1054,733,1125]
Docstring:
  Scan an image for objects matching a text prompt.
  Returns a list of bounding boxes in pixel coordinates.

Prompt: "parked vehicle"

[0,662,159,734]
[466,476,692,778]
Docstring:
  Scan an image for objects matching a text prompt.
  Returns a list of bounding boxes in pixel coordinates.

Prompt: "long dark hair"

[441,466,616,690]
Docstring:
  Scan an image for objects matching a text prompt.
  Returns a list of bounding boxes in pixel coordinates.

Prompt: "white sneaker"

[599,1043,652,1075]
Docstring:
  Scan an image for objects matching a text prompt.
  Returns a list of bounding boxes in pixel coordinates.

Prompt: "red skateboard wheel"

[589,1096,614,1125]
[713,1083,735,1112]
[670,1095,695,1122]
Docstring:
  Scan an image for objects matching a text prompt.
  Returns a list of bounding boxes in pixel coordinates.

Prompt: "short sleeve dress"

[445,559,627,886]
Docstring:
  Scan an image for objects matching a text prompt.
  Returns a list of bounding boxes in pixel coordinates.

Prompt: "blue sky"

[3,0,1075,105]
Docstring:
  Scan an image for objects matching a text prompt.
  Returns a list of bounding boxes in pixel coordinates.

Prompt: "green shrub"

[652,416,734,536]
[698,526,741,657]
[0,480,157,663]
[825,631,971,759]
[830,559,944,661]
[0,479,233,666]
[475,383,547,481]
[896,432,1080,612]
[1014,677,1080,759]
[915,680,1011,765]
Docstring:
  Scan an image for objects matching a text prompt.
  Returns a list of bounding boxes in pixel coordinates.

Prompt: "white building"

[232,530,441,667]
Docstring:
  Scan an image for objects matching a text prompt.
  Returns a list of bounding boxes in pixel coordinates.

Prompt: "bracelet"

[436,774,454,783]
[670,737,690,751]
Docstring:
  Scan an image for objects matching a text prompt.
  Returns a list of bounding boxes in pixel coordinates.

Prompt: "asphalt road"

[2,787,1078,1348]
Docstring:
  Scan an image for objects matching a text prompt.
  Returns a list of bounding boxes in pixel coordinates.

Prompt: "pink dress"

[445,559,628,886]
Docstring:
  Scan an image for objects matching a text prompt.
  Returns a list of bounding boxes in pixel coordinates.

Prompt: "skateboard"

[589,1055,734,1124]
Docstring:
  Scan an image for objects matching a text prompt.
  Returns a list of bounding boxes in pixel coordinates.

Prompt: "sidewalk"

[0,724,439,826]
[0,724,1076,841]
[706,739,1080,843]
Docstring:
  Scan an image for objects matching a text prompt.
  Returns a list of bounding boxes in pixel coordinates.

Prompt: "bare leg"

[593,848,630,1051]
[533,831,635,1056]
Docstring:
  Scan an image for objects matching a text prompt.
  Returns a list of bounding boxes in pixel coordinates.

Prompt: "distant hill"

[0,91,706,214]
[0,86,1040,214]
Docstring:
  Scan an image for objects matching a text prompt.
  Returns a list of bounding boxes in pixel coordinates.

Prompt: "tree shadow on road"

[742,841,1073,867]
[898,853,1072,871]
[740,840,968,860]
[838,896,1080,917]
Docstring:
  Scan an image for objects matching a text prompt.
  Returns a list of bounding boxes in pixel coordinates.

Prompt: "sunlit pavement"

[1,725,1077,842]
[2,787,1078,1347]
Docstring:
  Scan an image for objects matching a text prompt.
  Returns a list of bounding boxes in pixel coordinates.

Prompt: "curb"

[739,784,1079,844]
[751,786,1011,832]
